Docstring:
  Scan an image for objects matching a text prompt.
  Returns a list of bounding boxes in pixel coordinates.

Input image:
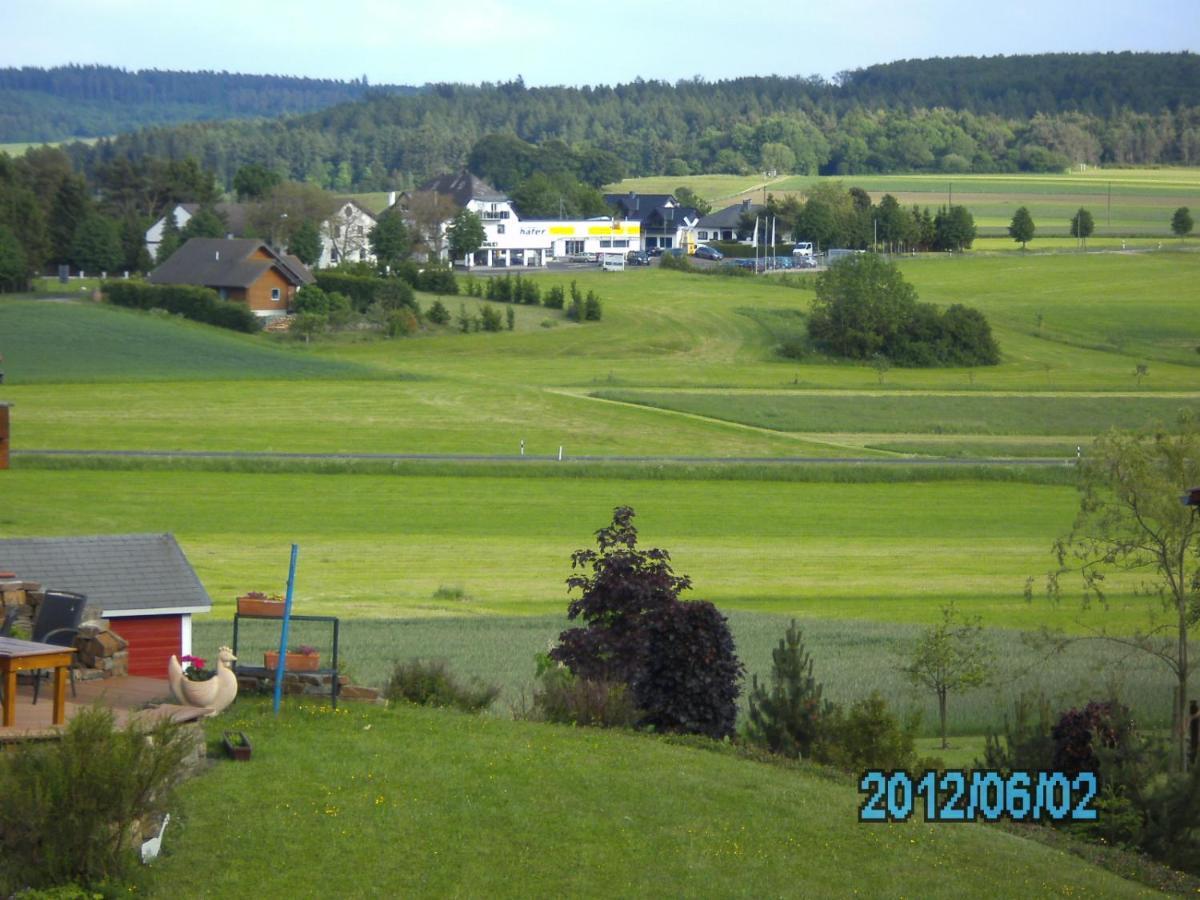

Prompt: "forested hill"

[836,52,1199,117]
[0,65,420,142]
[47,52,1200,190]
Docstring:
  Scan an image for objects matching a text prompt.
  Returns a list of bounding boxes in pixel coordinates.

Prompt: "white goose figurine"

[141,813,170,864]
[167,646,238,715]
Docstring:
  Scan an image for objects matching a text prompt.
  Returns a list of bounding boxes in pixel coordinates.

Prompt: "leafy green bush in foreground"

[0,707,194,894]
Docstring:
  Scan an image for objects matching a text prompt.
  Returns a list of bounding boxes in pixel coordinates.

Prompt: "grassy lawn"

[142,699,1153,897]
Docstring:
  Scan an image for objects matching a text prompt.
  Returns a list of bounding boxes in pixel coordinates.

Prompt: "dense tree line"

[38,53,1200,192]
[0,65,419,141]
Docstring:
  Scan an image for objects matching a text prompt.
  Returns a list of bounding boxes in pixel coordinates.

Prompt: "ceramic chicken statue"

[167,646,238,715]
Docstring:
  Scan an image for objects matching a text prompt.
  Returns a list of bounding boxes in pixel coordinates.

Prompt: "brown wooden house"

[148,238,314,317]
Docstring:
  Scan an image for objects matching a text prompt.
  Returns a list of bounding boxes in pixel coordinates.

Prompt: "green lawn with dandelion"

[141,700,1155,898]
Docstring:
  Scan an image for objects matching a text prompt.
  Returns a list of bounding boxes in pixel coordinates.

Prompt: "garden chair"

[30,590,87,704]
[0,606,17,637]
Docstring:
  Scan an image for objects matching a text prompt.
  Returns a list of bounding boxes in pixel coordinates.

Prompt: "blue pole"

[272,544,299,715]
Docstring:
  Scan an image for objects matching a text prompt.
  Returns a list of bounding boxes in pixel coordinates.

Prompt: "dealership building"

[399,171,697,267]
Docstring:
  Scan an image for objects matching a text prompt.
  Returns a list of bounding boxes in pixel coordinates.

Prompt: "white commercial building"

[400,171,642,268]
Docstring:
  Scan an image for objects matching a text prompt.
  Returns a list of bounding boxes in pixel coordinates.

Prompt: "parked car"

[568,252,596,264]
[694,245,724,261]
[626,251,650,266]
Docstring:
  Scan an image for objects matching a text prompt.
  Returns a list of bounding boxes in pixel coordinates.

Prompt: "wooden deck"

[0,675,210,744]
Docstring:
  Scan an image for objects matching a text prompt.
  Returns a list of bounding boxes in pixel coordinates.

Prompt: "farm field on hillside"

[3,467,1166,635]
[611,168,1200,236]
[4,254,1197,461]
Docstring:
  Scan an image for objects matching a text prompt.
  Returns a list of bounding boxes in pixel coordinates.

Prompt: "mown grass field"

[610,168,1200,237]
[140,700,1157,898]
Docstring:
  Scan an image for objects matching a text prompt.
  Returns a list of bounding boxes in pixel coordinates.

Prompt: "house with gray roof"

[148,238,313,316]
[696,199,765,243]
[0,534,212,677]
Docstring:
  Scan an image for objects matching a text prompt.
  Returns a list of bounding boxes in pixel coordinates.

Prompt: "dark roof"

[643,205,701,229]
[603,192,677,220]
[178,202,249,236]
[279,253,316,285]
[698,200,764,229]
[148,238,311,289]
[415,171,506,207]
[0,534,212,615]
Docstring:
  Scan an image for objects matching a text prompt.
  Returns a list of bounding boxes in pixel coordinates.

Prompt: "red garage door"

[106,615,182,677]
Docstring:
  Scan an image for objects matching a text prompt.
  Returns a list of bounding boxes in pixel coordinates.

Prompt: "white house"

[318,199,377,268]
[145,202,247,261]
[146,198,377,269]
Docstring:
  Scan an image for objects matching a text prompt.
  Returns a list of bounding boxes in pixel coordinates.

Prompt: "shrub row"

[103,280,260,332]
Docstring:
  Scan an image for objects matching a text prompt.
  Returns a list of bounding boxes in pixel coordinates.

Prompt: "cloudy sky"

[4,0,1197,86]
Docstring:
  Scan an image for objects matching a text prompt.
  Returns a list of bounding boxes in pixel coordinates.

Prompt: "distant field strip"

[591,390,1200,435]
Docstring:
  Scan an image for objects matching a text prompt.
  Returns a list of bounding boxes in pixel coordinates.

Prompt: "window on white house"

[498,224,505,234]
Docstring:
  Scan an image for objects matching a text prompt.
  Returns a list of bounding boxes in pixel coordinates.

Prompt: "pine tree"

[744,620,826,758]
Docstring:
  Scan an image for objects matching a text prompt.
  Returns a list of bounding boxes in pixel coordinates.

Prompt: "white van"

[792,242,813,258]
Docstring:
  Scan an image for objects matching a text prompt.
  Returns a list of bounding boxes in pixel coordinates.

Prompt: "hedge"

[315,271,418,312]
[102,280,260,333]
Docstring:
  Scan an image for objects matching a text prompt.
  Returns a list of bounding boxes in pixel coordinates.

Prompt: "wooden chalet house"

[148,238,314,317]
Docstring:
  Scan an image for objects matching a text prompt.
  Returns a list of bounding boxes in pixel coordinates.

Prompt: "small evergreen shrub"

[743,619,827,759]
[385,659,499,713]
[478,304,504,332]
[544,285,565,309]
[426,300,451,325]
[0,707,193,894]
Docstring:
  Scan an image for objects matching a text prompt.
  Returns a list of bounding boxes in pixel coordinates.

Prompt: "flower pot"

[238,597,285,617]
[264,651,320,672]
[222,731,252,761]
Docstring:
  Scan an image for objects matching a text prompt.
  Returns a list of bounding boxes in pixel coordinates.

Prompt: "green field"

[4,249,1198,893]
[139,700,1160,897]
[610,168,1200,238]
[2,252,1197,734]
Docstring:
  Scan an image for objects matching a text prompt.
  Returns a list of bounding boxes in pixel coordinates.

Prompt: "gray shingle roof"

[698,201,764,229]
[416,171,507,207]
[0,534,212,615]
[148,238,311,289]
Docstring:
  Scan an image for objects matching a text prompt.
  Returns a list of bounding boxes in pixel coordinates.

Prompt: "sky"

[2,0,1197,86]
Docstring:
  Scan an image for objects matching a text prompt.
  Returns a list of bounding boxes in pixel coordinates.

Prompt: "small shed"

[0,534,212,677]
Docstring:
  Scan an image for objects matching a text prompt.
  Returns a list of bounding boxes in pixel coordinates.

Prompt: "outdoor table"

[0,636,75,727]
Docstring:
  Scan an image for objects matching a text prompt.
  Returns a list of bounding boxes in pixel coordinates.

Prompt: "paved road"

[15,449,1076,466]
